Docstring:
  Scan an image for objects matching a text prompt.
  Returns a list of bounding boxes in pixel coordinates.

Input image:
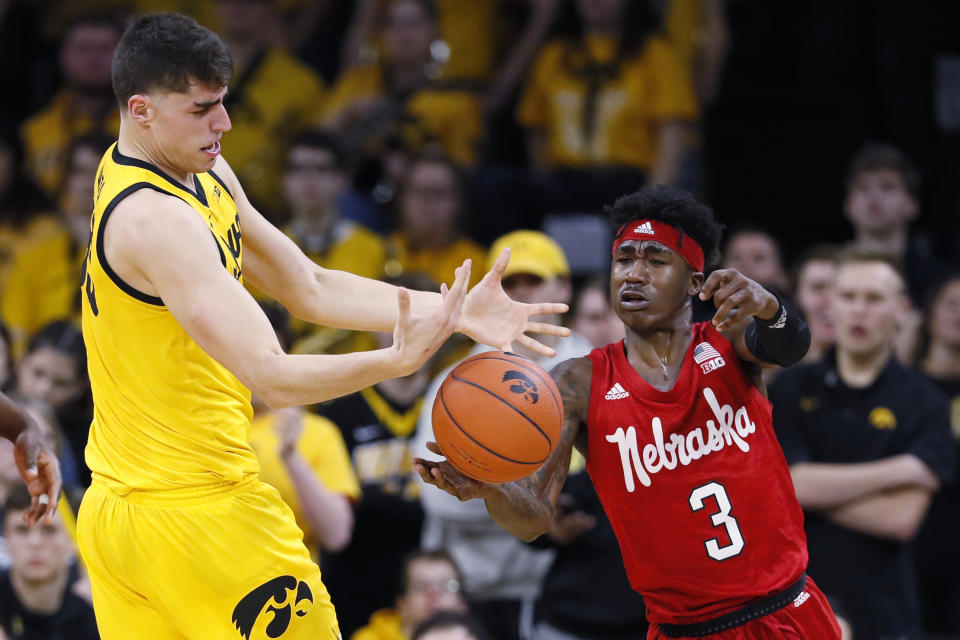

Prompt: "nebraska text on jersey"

[605,387,757,492]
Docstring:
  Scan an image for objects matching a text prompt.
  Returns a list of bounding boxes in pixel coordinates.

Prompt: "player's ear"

[688,270,704,297]
[127,94,154,124]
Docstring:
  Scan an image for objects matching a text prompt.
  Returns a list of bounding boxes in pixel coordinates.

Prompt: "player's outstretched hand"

[458,248,571,357]
[699,268,780,331]
[414,441,499,502]
[13,426,61,526]
[392,260,471,376]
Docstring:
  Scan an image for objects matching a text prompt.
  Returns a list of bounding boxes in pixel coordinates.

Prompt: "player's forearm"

[826,486,932,542]
[288,267,442,332]
[790,454,937,509]
[484,482,554,542]
[0,392,29,442]
[282,452,354,552]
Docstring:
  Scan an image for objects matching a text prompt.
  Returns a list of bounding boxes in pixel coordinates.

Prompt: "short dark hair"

[111,13,233,107]
[400,548,464,597]
[845,143,921,199]
[834,244,905,282]
[791,243,840,283]
[26,320,87,376]
[606,185,724,268]
[1,483,32,529]
[411,611,491,640]
[287,130,347,170]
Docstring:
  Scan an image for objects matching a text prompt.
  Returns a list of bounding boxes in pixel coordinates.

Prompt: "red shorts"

[647,577,841,640]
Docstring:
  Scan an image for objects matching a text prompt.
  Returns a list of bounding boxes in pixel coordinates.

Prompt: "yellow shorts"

[77,476,340,640]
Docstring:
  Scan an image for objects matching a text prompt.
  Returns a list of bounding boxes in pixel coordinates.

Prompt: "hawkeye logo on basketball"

[693,342,725,374]
[605,387,757,492]
[502,370,538,404]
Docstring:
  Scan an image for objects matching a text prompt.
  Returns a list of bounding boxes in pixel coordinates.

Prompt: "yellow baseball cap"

[487,230,571,280]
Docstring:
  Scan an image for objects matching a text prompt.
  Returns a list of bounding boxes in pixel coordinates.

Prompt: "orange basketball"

[432,351,563,483]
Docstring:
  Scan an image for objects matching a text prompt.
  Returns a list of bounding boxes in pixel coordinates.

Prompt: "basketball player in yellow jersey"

[75,13,569,640]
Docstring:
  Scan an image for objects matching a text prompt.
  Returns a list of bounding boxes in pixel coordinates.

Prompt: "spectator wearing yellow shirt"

[352,549,468,640]
[386,154,485,290]
[249,303,362,556]
[323,0,483,167]
[215,0,327,216]
[1,134,113,357]
[516,0,697,196]
[20,13,123,199]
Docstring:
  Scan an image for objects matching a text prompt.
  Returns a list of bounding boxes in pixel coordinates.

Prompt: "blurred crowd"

[0,1,958,639]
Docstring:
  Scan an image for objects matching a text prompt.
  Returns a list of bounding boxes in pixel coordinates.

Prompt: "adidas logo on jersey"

[633,221,655,235]
[605,383,630,400]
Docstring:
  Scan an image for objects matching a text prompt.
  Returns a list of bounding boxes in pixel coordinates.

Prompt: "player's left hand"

[458,248,571,357]
[13,426,61,526]
[413,442,499,502]
[699,269,779,332]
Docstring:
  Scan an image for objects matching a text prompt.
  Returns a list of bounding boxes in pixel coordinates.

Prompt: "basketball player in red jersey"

[416,186,842,638]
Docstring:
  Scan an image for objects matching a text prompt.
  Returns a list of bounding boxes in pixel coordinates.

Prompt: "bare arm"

[826,486,933,542]
[790,454,939,510]
[107,190,469,408]
[414,357,591,541]
[648,121,687,186]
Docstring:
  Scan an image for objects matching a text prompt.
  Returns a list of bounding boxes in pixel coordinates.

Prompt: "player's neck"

[11,568,68,615]
[922,340,960,379]
[117,128,193,188]
[836,344,891,388]
[624,319,693,387]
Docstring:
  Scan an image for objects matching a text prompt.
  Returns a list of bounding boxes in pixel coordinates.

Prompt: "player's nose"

[213,104,231,133]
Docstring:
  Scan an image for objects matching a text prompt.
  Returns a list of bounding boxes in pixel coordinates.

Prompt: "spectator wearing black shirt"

[771,249,955,640]
[913,274,960,637]
[0,484,98,640]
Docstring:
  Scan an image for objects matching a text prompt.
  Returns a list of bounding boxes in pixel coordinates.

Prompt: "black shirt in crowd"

[0,564,100,640]
[771,352,955,640]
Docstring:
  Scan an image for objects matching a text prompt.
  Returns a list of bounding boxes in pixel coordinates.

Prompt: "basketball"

[432,351,563,483]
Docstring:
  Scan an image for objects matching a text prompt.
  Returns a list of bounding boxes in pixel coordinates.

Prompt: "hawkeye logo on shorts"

[232,575,313,639]
[502,370,538,404]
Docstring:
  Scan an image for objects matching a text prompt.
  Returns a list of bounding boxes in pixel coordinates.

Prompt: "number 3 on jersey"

[689,482,744,561]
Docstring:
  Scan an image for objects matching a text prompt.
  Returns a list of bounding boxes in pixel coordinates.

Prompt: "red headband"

[612,219,705,272]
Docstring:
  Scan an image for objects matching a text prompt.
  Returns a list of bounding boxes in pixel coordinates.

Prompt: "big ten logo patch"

[232,576,313,639]
[502,370,538,404]
[868,407,897,430]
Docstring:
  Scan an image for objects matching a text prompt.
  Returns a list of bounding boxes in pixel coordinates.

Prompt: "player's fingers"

[525,321,572,337]
[425,441,443,456]
[396,287,411,325]
[525,302,569,317]
[713,290,749,329]
[413,461,437,485]
[712,277,746,308]
[487,248,510,282]
[440,282,448,299]
[699,270,730,300]
[516,333,557,358]
[441,261,470,313]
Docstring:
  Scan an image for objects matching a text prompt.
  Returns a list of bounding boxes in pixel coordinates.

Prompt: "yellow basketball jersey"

[81,143,259,493]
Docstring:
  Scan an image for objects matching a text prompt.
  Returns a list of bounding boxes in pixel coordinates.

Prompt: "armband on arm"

[744,294,811,367]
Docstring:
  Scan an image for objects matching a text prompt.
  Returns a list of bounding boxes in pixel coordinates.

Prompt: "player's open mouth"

[201,140,221,156]
[620,290,650,310]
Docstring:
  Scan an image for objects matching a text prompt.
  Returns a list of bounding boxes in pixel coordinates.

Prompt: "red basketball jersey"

[585,322,807,625]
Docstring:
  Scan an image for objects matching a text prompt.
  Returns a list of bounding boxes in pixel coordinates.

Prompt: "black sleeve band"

[744,293,811,366]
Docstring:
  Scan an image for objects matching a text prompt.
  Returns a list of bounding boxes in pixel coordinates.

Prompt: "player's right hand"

[13,426,61,526]
[413,441,499,501]
[391,260,471,376]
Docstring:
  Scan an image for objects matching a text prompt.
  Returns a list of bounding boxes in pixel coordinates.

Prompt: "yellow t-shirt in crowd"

[385,232,486,290]
[516,35,698,170]
[221,47,326,213]
[350,609,406,640]
[0,226,85,356]
[288,220,387,282]
[436,0,497,81]
[82,143,259,492]
[321,64,482,166]
[0,214,62,300]
[20,91,121,197]
[248,410,361,551]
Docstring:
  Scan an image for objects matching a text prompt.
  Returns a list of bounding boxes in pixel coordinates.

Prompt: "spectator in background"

[793,245,839,364]
[516,0,697,210]
[1,134,113,357]
[412,610,492,640]
[0,484,98,640]
[215,0,327,215]
[721,227,791,296]
[317,273,441,639]
[248,303,361,558]
[352,549,468,640]
[413,231,591,640]
[19,13,122,199]
[771,248,955,639]
[844,143,949,305]
[323,0,483,167]
[386,153,486,290]
[14,322,90,488]
[913,274,960,638]
[571,276,624,348]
